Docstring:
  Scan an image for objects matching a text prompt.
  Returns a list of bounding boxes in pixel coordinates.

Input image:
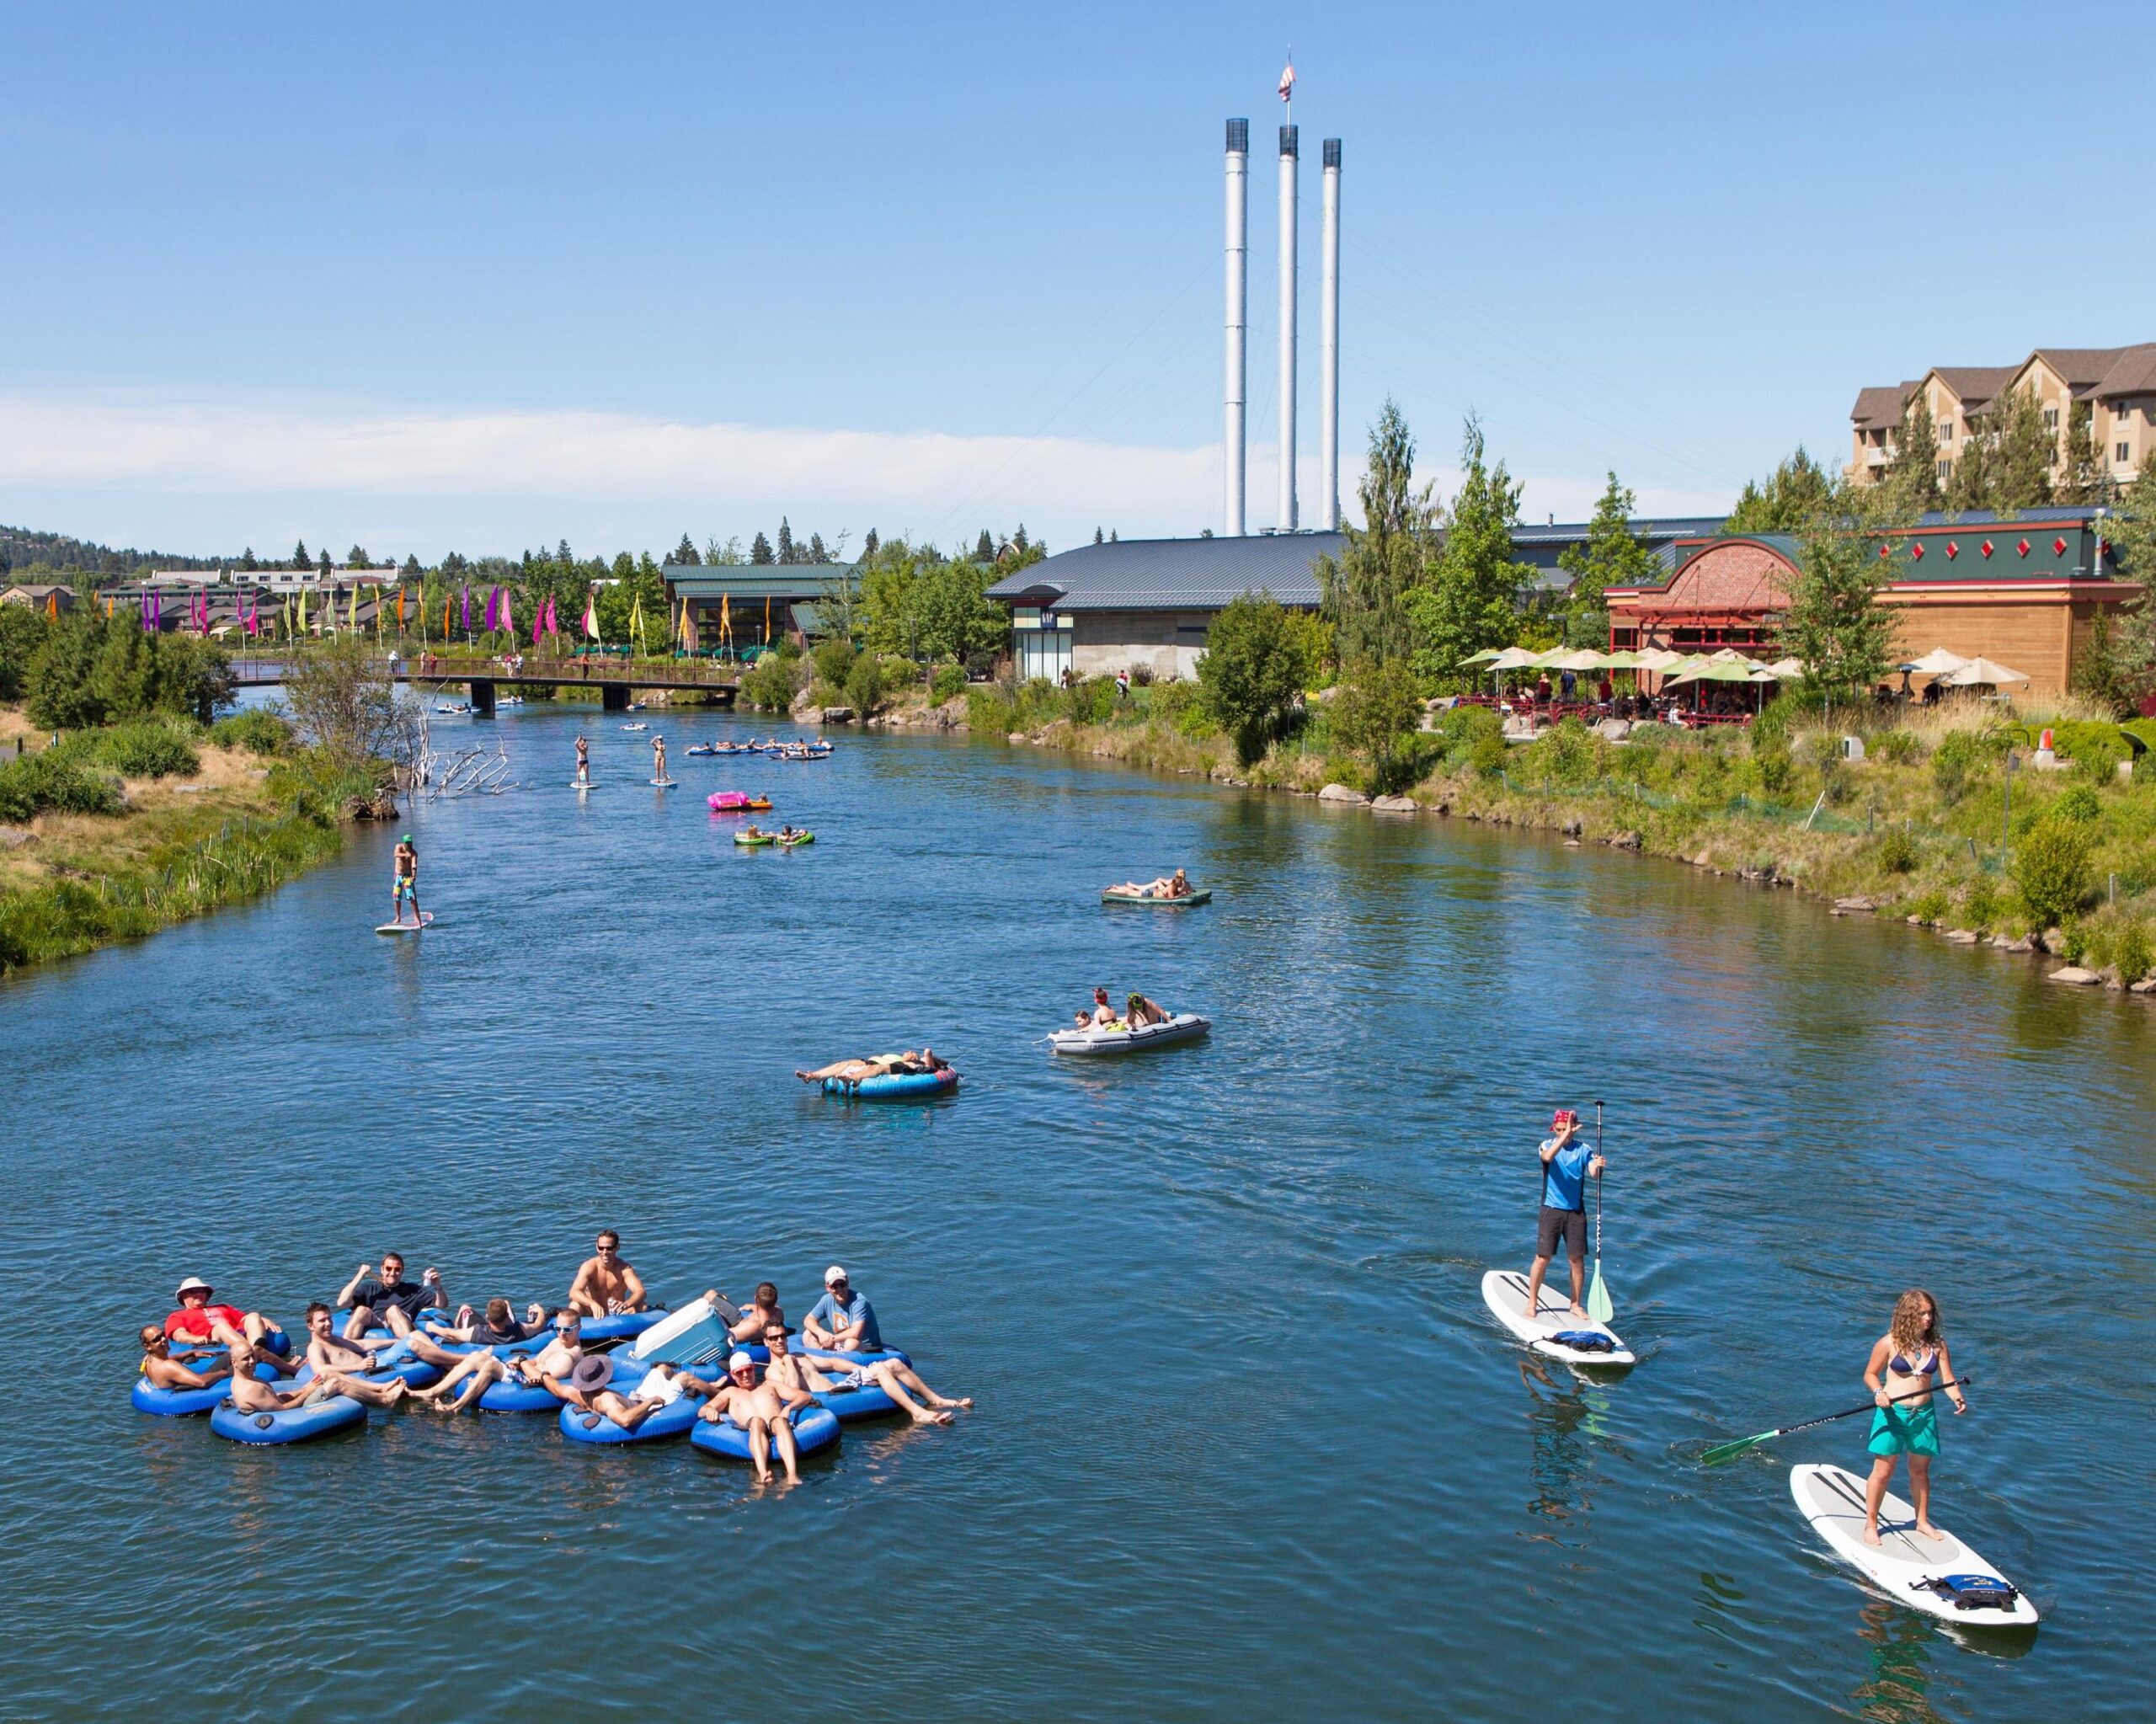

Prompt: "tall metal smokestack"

[1278,123,1299,531]
[1320,139,1341,530]
[1223,120,1248,538]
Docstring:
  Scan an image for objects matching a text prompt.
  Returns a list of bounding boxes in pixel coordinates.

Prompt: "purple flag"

[531,594,544,644]
[461,584,471,633]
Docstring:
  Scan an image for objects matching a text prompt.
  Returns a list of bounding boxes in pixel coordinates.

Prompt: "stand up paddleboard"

[569,781,598,791]
[648,777,677,787]
[375,912,436,935]
[1480,1268,1635,1369]
[1790,1464,2038,1628]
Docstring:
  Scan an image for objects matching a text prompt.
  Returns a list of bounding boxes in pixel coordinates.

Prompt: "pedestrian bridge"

[228,655,739,713]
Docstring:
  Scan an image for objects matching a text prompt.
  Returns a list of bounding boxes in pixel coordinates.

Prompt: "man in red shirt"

[164,1276,289,1358]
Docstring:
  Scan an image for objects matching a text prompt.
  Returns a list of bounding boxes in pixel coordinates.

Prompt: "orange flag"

[48,592,61,619]
[398,587,407,629]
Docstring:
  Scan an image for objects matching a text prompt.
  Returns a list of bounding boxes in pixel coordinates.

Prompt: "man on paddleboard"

[1525,1108,1604,1323]
[391,834,419,926]
[574,733,591,784]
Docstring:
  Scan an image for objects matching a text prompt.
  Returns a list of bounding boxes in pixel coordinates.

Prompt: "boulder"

[1593,719,1631,741]
[1370,794,1418,813]
[1944,929,1979,944]
[1608,830,1642,851]
[1833,895,1876,913]
[2131,978,2156,995]
[1006,732,1027,745]
[819,707,857,724]
[2039,927,2068,954]
[1318,783,1371,805]
[1563,838,1582,848]
[2047,966,2101,985]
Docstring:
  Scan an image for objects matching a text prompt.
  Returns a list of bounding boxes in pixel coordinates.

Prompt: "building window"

[1936,459,1951,484]
[2121,443,2133,464]
[2044,407,2059,430]
[1939,422,1953,445]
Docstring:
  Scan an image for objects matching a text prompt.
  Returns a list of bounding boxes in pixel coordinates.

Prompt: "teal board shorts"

[394,878,414,902]
[1867,1399,1940,1458]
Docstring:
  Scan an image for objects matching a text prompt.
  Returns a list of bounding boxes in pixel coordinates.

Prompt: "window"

[2120,442,2133,464]
[1939,421,1954,445]
[1936,459,1952,485]
[2044,407,2058,430]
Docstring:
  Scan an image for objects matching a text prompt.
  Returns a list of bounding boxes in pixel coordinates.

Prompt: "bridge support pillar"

[469,678,497,718]
[601,682,630,713]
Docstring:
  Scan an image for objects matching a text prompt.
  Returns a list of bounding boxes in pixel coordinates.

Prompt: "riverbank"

[966,681,2156,990]
[0,705,389,974]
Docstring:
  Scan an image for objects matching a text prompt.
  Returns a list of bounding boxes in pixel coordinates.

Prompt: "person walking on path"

[1862,1289,1967,1545]
[1524,1108,1604,1323]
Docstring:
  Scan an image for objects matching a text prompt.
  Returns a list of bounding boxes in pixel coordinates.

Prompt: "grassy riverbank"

[967,679,2156,986]
[0,706,387,974]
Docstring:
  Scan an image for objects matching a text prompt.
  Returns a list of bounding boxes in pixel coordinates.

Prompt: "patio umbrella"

[1631,647,1685,670]
[1705,648,1762,666]
[1486,647,1542,671]
[1456,648,1506,667]
[1545,649,1609,670]
[1765,657,1806,678]
[1663,662,1758,685]
[1941,656,2030,687]
[1902,647,1970,676]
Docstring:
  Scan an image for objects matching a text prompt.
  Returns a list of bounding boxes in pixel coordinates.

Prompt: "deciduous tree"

[1556,472,1655,648]
[1723,448,1833,533]
[1406,415,1534,686]
[1198,591,1312,766]
[1316,398,1432,668]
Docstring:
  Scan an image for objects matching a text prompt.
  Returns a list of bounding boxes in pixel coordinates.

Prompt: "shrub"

[2052,782,2102,824]
[812,639,857,687]
[2011,816,2094,930]
[1470,729,1508,778]
[1432,702,1502,766]
[0,751,125,822]
[739,656,799,712]
[1534,717,1598,788]
[2116,921,2153,984]
[1931,730,1988,802]
[1069,675,1118,727]
[76,723,200,779]
[1130,663,1155,687]
[1870,729,1921,765]
[210,708,294,756]
[1198,592,1313,766]
[930,662,966,704]
[1962,878,1999,929]
[1875,827,1919,873]
[1754,743,1796,798]
[1910,889,1950,924]
[843,654,886,716]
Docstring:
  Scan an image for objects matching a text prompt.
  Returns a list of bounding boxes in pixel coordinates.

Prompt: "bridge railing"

[229,653,740,687]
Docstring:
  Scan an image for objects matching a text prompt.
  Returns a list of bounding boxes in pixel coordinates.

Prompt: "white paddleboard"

[648,777,677,787]
[375,912,435,935]
[1480,1268,1635,1368]
[569,781,598,790]
[1791,1464,2038,1627]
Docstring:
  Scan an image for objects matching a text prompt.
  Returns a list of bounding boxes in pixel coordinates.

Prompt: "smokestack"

[1224,120,1248,538]
[1278,124,1299,532]
[1320,139,1340,531]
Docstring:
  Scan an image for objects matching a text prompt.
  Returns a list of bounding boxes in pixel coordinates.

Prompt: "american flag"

[1278,60,1294,102]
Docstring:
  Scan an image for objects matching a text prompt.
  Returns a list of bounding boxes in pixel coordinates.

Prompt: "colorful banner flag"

[719,592,732,643]
[583,591,600,641]
[48,590,61,621]
[397,586,407,631]
[461,584,471,635]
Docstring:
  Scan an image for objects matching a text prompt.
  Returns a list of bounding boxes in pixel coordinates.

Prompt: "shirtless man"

[414,1310,580,1413]
[543,1353,683,1433]
[568,1230,648,1317]
[692,1350,814,1483]
[723,1282,785,1344]
[1125,992,1170,1027]
[574,733,591,784]
[138,1326,233,1394]
[300,1302,411,1406]
[760,1321,969,1428]
[232,1335,407,1412]
[390,833,420,927]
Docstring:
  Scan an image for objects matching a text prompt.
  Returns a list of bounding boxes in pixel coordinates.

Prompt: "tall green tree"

[2098,450,2156,706]
[1316,398,1433,668]
[750,531,775,565]
[776,519,796,564]
[346,544,371,568]
[1776,480,1900,700]
[1723,448,1833,533]
[1327,657,1425,793]
[1198,591,1312,766]
[2057,404,2104,505]
[1406,415,1534,686]
[292,539,311,571]
[974,529,995,563]
[1944,418,1993,513]
[1882,396,1943,515]
[1556,471,1655,647]
[672,534,702,566]
[1988,385,2057,512]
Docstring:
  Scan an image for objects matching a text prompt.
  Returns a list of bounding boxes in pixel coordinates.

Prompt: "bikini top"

[1888,1346,1938,1377]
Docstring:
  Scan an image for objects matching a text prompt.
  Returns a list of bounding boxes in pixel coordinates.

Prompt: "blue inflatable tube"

[132,1358,287,1417]
[691,1405,841,1462]
[577,1310,664,1343]
[798,1342,910,1369]
[557,1394,700,1445]
[822,1069,958,1101]
[289,1353,441,1391]
[811,1381,900,1422]
[210,1394,368,1445]
[479,1375,563,1413]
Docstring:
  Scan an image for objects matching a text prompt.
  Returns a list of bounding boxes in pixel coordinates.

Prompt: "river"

[3,702,2150,1722]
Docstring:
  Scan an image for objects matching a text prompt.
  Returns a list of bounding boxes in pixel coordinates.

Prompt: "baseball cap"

[824,1265,847,1285]
[1550,1108,1579,1128]
[175,1276,213,1298]
[728,1351,755,1373]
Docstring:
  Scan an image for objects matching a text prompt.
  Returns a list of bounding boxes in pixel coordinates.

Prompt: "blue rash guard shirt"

[807,1290,882,1351]
[1540,1137,1595,1212]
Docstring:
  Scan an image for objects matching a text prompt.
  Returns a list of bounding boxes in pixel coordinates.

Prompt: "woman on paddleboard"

[1861,1288,1967,1545]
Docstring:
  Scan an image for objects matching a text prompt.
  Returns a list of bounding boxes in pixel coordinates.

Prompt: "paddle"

[1700,1375,1972,1466]
[1586,1098,1614,1324]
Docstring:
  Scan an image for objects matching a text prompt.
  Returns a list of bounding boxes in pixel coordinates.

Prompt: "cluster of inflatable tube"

[133,1309,911,1460]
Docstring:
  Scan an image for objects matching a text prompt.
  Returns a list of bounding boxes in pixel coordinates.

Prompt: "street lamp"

[2002,749,2020,866]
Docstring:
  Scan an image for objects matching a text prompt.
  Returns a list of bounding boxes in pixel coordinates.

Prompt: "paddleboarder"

[390,833,420,927]
[574,732,591,784]
[651,734,668,783]
[1861,1289,1967,1545]
[1524,1108,1604,1324]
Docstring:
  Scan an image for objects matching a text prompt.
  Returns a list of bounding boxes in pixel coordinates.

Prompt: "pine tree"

[1777,478,1898,699]
[346,544,371,568]
[1882,396,1943,515]
[1405,414,1534,686]
[318,549,333,578]
[750,531,775,564]
[1315,398,1433,668]
[292,539,310,570]
[974,529,994,563]
[1989,386,2057,513]
[557,540,573,564]
[1944,422,1992,513]
[1556,472,1655,647]
[1108,529,1118,543]
[1723,448,1833,533]
[1013,525,1030,552]
[401,553,421,577]
[240,547,258,571]
[776,518,796,564]
[2099,451,2156,704]
[1094,526,1105,545]
[862,529,879,558]
[673,534,702,566]
[2057,405,2104,505]
[807,532,828,563]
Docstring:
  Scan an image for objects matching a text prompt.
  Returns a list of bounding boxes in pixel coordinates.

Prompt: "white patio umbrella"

[1545,648,1609,670]
[1941,656,2030,687]
[1486,647,1542,671]
[1902,647,1970,676]
[1630,647,1685,670]
[1765,657,1806,678]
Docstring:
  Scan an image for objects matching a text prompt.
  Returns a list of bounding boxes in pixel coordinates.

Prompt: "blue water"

[3,703,2152,1721]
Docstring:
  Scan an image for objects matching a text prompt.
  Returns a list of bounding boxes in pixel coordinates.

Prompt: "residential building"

[0,582,76,613]
[1848,344,2156,489]
[660,563,858,650]
[984,517,1724,684]
[1605,509,2139,697]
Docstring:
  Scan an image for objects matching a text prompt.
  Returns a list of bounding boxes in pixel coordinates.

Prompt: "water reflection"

[1516,1358,1622,1528]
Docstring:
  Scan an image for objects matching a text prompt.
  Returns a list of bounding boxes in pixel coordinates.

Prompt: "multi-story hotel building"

[1848,344,2156,489]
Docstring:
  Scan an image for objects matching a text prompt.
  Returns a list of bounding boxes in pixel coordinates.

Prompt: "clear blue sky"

[3,3,2147,563]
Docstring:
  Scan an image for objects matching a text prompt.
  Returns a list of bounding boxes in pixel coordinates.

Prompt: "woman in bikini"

[1861,1287,1967,1545]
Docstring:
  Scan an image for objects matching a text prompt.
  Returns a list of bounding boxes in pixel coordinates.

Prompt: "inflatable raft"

[557,1390,700,1445]
[1049,1012,1211,1056]
[691,1404,841,1463]
[821,1068,958,1101]
[1101,888,1211,907]
[734,832,776,846]
[210,1394,368,1445]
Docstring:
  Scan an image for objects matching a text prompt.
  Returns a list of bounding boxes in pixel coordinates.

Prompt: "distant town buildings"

[1848,344,2155,488]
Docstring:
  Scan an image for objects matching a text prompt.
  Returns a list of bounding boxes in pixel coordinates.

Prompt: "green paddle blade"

[1699,1431,1774,1467]
[1587,1264,1614,1326]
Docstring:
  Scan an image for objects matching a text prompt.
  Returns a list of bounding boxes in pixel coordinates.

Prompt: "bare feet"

[388,1380,409,1406]
[1862,1524,1882,1546]
[908,1408,955,1427]
[1568,1305,1591,1322]
[795,1070,813,1082]
[1916,1522,1946,1541]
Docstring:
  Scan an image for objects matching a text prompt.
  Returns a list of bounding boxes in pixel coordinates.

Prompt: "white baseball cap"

[824,1265,848,1285]
[728,1351,755,1373]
